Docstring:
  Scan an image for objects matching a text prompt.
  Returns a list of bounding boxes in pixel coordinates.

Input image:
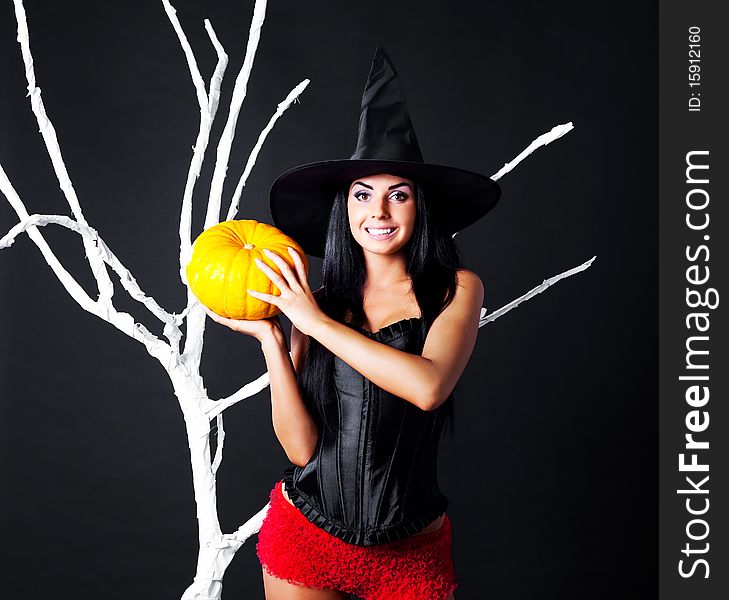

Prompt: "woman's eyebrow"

[351,181,412,190]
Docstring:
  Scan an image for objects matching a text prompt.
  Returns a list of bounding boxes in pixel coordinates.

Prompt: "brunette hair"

[297,182,461,438]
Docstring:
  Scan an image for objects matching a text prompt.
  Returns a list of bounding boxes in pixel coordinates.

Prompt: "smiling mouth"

[365,227,398,239]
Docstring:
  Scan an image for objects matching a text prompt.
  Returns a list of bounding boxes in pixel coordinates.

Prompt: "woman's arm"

[201,306,318,468]
[249,250,483,413]
[308,269,483,411]
[258,323,318,467]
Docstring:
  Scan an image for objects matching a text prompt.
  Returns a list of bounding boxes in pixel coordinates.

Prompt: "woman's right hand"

[201,305,281,344]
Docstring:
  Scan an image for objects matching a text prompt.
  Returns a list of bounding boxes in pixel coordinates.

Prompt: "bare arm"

[202,303,318,468]
[258,323,318,467]
[248,250,483,413]
[308,269,484,411]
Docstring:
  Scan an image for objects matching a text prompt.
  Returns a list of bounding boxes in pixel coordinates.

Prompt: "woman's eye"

[353,190,408,202]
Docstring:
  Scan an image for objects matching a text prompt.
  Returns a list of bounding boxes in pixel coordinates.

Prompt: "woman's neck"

[362,250,410,289]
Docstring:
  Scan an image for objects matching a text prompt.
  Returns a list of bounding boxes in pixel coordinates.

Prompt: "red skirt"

[256,480,458,600]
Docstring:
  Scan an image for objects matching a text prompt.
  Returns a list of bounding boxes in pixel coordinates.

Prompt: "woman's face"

[347,173,417,256]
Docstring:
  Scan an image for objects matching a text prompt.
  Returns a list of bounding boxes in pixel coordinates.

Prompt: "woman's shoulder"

[454,268,484,292]
[448,269,485,316]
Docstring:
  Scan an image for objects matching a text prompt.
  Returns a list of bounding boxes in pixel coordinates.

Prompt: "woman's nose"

[371,195,390,218]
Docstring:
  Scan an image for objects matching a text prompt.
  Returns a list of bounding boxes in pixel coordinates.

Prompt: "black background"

[0,1,656,598]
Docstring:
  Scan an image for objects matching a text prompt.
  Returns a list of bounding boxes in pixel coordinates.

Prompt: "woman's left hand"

[249,247,327,337]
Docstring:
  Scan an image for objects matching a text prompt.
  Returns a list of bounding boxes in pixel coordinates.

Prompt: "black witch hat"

[269,45,500,258]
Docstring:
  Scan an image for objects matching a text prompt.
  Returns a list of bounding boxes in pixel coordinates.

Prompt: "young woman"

[204,47,500,600]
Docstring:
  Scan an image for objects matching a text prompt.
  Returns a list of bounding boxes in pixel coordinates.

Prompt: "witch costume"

[256,46,500,600]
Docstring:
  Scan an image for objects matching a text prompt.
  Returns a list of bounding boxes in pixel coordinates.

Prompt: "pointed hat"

[269,45,500,258]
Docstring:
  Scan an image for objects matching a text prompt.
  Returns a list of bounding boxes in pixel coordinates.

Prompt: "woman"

[205,46,500,600]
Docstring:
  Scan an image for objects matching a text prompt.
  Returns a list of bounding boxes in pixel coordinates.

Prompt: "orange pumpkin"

[186,219,308,320]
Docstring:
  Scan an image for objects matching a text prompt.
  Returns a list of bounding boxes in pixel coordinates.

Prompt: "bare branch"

[491,122,574,181]
[453,122,574,242]
[0,210,181,335]
[203,20,228,117]
[163,1,231,286]
[479,255,596,326]
[12,0,115,302]
[179,22,228,320]
[161,0,209,109]
[205,0,268,228]
[226,79,310,221]
[1,167,98,312]
[224,502,270,544]
[204,370,270,420]
[0,207,177,357]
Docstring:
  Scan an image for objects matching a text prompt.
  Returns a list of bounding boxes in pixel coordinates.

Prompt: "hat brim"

[269,158,501,258]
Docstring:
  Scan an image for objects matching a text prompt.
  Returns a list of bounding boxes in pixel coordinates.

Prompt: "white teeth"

[367,228,394,235]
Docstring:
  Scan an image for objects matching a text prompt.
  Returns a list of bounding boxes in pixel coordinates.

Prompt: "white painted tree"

[0,0,594,598]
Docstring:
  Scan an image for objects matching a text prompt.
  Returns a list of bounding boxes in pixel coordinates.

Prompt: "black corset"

[282,316,450,546]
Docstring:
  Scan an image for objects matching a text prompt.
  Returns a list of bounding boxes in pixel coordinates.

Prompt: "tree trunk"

[173,372,238,600]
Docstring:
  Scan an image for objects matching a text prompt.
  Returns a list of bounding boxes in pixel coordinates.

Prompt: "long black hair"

[298,182,462,439]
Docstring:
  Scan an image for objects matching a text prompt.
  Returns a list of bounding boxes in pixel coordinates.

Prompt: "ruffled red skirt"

[256,480,458,600]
